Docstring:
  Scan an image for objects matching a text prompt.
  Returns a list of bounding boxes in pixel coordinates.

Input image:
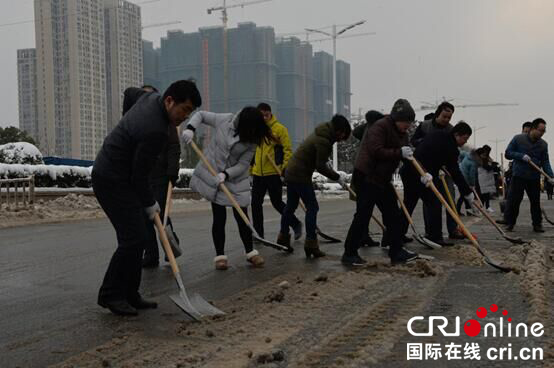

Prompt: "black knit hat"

[365,110,385,125]
[390,99,415,122]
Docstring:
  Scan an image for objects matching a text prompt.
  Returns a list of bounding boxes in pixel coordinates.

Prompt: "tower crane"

[207,0,273,110]
[142,21,181,30]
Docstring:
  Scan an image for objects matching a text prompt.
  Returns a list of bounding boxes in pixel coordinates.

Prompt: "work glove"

[182,129,194,144]
[420,173,433,187]
[216,172,226,185]
[522,154,531,163]
[144,201,161,221]
[401,146,414,160]
[439,169,446,177]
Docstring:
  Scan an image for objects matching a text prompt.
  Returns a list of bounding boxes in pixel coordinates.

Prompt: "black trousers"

[143,179,173,261]
[211,202,253,256]
[400,171,444,241]
[344,170,404,258]
[93,172,148,303]
[251,175,300,237]
[504,176,542,226]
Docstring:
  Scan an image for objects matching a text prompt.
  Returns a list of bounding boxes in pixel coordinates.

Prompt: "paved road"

[0,196,358,368]
[1,195,551,367]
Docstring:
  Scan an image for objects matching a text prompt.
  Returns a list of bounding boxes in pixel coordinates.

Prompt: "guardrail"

[0,176,35,209]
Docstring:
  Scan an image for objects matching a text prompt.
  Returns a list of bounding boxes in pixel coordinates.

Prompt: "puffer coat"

[186,111,256,207]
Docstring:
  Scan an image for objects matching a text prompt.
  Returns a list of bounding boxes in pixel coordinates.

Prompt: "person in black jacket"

[399,122,475,246]
[93,80,201,316]
[122,85,182,268]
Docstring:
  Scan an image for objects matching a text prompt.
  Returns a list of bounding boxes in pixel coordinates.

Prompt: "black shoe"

[433,238,455,247]
[341,254,367,266]
[402,235,413,243]
[448,231,465,240]
[533,225,545,233]
[142,257,159,268]
[505,224,514,232]
[391,248,418,265]
[362,235,380,247]
[128,296,158,309]
[402,247,418,257]
[98,299,138,316]
[496,218,508,225]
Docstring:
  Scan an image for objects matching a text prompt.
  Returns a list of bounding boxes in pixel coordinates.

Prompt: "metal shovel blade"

[503,234,527,245]
[189,293,225,316]
[414,234,442,250]
[253,232,291,252]
[484,256,512,273]
[316,227,342,243]
[170,291,203,321]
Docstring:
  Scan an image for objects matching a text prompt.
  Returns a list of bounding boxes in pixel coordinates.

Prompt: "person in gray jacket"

[181,107,272,270]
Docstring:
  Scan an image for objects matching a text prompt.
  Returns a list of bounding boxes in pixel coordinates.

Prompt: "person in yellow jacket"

[251,103,302,240]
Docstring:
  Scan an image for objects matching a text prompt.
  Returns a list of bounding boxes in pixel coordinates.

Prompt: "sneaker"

[402,247,418,257]
[486,207,495,213]
[341,254,367,266]
[362,234,380,247]
[505,224,514,232]
[533,225,545,233]
[391,248,418,265]
[432,238,455,247]
[496,218,508,225]
[292,221,303,240]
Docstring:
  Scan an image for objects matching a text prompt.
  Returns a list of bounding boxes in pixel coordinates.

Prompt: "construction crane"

[207,0,273,111]
[418,98,519,111]
[142,21,181,30]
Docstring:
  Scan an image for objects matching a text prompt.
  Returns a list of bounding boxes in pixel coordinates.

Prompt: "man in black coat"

[121,85,182,268]
[93,80,201,316]
[400,122,475,245]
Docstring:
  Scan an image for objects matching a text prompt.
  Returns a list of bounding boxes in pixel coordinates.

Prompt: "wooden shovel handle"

[528,160,553,181]
[154,213,180,276]
[190,141,254,229]
[439,174,459,217]
[410,158,480,248]
[392,184,415,226]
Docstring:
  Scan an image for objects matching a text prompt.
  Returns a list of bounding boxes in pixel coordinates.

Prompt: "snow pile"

[0,142,43,165]
[0,163,92,180]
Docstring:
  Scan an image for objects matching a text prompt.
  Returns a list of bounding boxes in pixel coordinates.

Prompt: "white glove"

[401,146,414,160]
[522,154,531,163]
[216,172,226,185]
[464,192,475,203]
[144,201,161,221]
[337,172,348,186]
[182,129,194,144]
[420,173,433,187]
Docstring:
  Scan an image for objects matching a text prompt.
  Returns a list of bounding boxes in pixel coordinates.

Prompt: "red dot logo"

[508,318,512,322]
[476,307,487,318]
[490,304,498,312]
[464,319,481,337]
[502,310,508,316]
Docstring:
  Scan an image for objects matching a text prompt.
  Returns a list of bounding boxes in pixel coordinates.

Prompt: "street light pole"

[489,139,505,162]
[473,125,486,148]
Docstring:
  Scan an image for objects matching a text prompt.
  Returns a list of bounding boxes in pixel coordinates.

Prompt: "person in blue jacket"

[503,118,554,232]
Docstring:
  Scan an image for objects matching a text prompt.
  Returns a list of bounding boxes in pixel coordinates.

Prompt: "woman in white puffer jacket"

[181,107,272,270]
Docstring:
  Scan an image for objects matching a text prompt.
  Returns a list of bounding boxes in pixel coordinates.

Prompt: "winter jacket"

[478,167,496,194]
[411,130,471,196]
[285,122,341,184]
[410,118,453,147]
[250,115,292,176]
[354,116,407,187]
[459,150,480,187]
[122,88,181,185]
[505,133,554,180]
[93,88,170,207]
[187,111,256,207]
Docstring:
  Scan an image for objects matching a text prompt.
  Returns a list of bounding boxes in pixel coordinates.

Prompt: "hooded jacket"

[187,111,256,207]
[354,116,407,187]
[250,115,293,176]
[284,122,341,184]
[459,150,480,187]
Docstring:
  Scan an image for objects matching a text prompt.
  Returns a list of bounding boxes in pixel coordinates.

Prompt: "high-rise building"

[17,49,39,142]
[143,40,160,89]
[336,60,351,118]
[312,51,333,127]
[34,0,107,160]
[104,0,143,132]
[275,37,314,146]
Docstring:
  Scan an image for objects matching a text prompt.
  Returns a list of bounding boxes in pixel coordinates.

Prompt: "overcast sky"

[2,0,553,159]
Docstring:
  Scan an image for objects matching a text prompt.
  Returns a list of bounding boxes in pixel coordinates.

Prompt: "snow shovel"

[392,184,442,249]
[265,153,341,243]
[153,213,225,320]
[162,182,182,261]
[471,188,527,245]
[411,158,513,272]
[527,160,554,225]
[345,185,386,232]
[190,141,290,252]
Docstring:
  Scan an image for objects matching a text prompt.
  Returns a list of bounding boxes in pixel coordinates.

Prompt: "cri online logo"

[407,304,544,338]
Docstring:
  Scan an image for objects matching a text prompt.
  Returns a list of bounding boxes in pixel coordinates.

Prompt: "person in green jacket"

[277,115,351,257]
[251,103,302,239]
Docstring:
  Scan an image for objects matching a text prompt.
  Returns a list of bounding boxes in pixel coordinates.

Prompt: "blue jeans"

[281,182,318,240]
